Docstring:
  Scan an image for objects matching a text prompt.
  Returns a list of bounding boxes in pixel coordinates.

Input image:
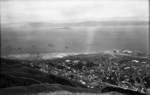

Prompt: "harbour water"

[1,25,149,56]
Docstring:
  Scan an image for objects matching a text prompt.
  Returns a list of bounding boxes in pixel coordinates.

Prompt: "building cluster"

[25,52,150,93]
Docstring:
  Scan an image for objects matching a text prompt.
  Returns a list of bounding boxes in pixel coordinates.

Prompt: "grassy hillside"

[0,58,87,89]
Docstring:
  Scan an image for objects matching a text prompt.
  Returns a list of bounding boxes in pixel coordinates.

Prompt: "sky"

[0,0,149,24]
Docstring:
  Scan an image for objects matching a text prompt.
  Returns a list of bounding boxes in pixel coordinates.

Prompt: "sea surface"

[1,25,149,57]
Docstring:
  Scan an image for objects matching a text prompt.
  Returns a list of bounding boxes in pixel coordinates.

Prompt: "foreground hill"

[0,83,148,95]
[0,57,149,95]
[0,83,124,95]
[0,58,87,89]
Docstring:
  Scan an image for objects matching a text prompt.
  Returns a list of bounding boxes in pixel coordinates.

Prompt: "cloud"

[0,0,149,24]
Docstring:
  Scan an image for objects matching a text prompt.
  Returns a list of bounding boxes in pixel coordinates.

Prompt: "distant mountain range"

[2,20,149,28]
[29,21,148,27]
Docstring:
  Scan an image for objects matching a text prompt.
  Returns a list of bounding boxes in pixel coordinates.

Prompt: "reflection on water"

[1,25,149,56]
